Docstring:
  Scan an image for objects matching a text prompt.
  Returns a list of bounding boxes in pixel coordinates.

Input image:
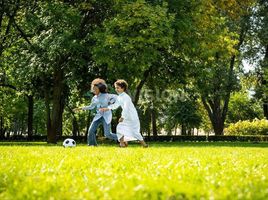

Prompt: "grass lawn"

[0,142,268,200]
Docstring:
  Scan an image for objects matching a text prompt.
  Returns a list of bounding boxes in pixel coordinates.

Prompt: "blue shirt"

[82,93,118,124]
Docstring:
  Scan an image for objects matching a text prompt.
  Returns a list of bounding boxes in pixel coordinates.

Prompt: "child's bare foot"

[119,136,126,147]
[119,142,126,147]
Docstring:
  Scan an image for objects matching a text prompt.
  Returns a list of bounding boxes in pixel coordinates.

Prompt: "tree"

[92,0,175,105]
[4,0,117,143]
[0,0,37,139]
[227,92,263,124]
[187,0,256,135]
[254,0,268,119]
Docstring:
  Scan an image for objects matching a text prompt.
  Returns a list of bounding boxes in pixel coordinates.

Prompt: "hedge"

[225,119,268,136]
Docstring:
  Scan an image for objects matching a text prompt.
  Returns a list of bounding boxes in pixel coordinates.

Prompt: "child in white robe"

[100,79,148,148]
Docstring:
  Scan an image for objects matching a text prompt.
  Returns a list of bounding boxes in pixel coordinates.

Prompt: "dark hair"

[94,83,107,93]
[91,78,106,92]
[114,79,128,91]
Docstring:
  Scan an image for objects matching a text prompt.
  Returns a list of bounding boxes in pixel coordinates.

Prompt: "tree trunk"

[147,125,151,139]
[72,118,80,137]
[20,119,24,136]
[202,97,225,135]
[66,105,80,137]
[133,66,153,106]
[57,96,65,137]
[0,116,4,139]
[27,95,33,140]
[211,113,224,135]
[143,108,150,139]
[49,68,64,143]
[189,129,194,136]
[6,130,10,138]
[151,106,157,139]
[262,45,268,119]
[264,103,268,120]
[181,124,186,135]
[45,83,53,143]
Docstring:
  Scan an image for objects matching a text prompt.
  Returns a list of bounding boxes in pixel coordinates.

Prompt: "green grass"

[0,142,268,200]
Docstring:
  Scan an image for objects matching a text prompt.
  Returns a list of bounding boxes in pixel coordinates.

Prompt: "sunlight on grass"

[0,142,268,199]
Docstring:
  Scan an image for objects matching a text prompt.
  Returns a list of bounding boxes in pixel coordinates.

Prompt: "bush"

[225,119,268,136]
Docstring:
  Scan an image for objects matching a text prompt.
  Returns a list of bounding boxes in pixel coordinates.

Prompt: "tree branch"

[133,65,153,105]
[0,83,17,90]
[201,96,213,122]
[222,21,247,120]
[11,17,32,46]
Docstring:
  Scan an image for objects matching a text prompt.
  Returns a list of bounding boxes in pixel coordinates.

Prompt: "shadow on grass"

[0,141,268,148]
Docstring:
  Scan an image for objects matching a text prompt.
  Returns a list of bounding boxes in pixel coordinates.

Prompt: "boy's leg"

[102,118,118,141]
[88,118,101,146]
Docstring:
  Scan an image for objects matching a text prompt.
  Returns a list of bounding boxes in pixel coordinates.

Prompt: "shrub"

[225,119,268,136]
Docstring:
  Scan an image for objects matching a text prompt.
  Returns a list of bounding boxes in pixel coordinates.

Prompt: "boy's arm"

[108,94,118,105]
[82,96,97,110]
[107,97,120,110]
[100,97,120,112]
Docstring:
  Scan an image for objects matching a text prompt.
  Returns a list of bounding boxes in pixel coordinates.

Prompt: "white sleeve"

[108,97,120,110]
[108,94,118,105]
[82,96,97,110]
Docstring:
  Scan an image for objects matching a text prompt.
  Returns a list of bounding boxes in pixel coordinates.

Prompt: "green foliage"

[0,143,268,199]
[62,89,94,136]
[14,1,82,74]
[0,88,27,133]
[92,0,174,81]
[186,0,257,135]
[225,119,268,135]
[244,0,268,106]
[227,92,263,123]
[161,91,202,132]
[0,88,47,136]
[33,100,47,135]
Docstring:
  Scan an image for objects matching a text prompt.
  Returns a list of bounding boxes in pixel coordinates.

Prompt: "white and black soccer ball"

[63,138,76,147]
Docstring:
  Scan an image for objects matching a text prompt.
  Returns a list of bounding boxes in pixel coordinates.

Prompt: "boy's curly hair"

[114,79,128,91]
[91,78,106,92]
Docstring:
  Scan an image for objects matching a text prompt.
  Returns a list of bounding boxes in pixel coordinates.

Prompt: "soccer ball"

[63,138,76,147]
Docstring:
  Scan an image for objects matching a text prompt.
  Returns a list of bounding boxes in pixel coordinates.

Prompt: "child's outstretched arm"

[108,94,118,105]
[82,96,98,110]
[107,98,120,110]
[73,96,98,112]
[99,97,120,112]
